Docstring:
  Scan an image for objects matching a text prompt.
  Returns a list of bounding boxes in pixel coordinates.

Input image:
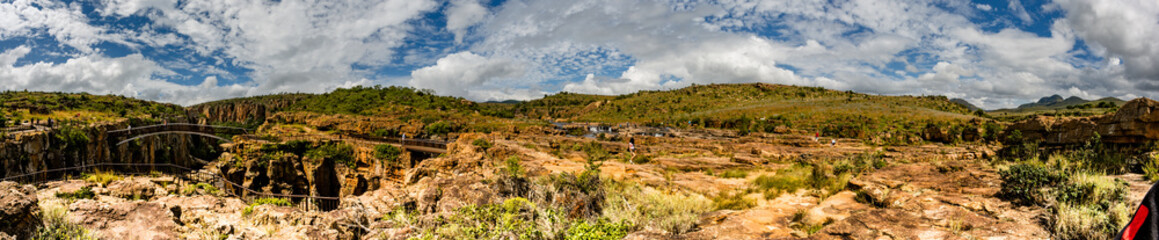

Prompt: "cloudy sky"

[0,0,1156,109]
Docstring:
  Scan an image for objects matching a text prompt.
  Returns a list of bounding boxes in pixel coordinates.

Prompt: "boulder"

[0,181,39,239]
[106,177,162,200]
[69,199,180,240]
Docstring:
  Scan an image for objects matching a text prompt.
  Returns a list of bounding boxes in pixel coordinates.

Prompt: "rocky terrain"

[1009,98,1159,144]
[2,87,1157,239]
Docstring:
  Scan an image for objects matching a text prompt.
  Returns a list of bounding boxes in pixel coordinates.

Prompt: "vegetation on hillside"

[0,91,185,125]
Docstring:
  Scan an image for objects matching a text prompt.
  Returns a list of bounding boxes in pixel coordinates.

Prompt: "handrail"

[108,123,252,134]
[1,162,340,211]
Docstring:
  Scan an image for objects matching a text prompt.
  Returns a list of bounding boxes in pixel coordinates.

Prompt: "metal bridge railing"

[0,162,339,212]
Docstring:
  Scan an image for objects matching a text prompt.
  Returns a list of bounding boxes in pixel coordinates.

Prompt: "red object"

[1125,205,1150,240]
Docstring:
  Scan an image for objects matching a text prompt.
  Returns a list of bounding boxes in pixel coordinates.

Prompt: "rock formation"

[1008,97,1159,144]
[0,121,198,180]
[0,181,39,239]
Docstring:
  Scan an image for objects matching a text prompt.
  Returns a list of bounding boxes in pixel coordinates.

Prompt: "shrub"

[602,181,710,234]
[182,182,221,196]
[306,143,355,168]
[565,219,632,240]
[504,156,525,178]
[35,199,96,240]
[55,125,90,151]
[998,163,1065,205]
[55,187,95,200]
[243,197,293,217]
[1052,202,1132,240]
[374,144,403,167]
[253,197,293,206]
[1146,154,1159,182]
[1054,173,1127,209]
[419,197,565,240]
[425,121,453,137]
[711,191,755,210]
[472,138,493,150]
[82,170,121,186]
[753,164,811,199]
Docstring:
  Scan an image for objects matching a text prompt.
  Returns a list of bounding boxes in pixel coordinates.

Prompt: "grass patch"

[603,181,710,234]
[182,182,221,196]
[711,191,756,211]
[54,186,95,200]
[242,197,294,217]
[718,169,749,179]
[82,170,121,187]
[35,198,97,240]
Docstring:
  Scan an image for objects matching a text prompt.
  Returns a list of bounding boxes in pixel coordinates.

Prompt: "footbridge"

[347,133,449,154]
[107,123,252,145]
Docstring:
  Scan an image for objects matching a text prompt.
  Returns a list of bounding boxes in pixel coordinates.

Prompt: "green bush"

[565,219,631,240]
[753,164,811,199]
[55,125,90,151]
[472,138,493,150]
[374,144,403,167]
[425,121,453,137]
[420,197,565,240]
[998,163,1065,205]
[253,197,293,206]
[1054,173,1128,210]
[82,170,121,187]
[504,156,525,177]
[243,197,293,217]
[307,143,356,168]
[182,182,221,196]
[55,187,95,200]
[1146,154,1159,182]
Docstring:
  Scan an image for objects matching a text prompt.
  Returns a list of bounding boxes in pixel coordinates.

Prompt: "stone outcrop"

[190,96,304,125]
[1008,98,1159,144]
[0,181,39,239]
[0,120,198,180]
[106,178,164,200]
[69,199,181,240]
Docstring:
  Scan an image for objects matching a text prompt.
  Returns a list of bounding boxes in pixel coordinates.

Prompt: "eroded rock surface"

[1010,97,1159,144]
[0,181,39,239]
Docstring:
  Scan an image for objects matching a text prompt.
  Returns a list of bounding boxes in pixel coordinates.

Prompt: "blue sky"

[0,0,1156,109]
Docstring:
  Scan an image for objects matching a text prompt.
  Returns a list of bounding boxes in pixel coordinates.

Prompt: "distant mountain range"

[998,94,1125,112]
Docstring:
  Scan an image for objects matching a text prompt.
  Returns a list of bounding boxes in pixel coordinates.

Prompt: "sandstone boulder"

[69,199,180,240]
[106,177,162,200]
[0,181,39,239]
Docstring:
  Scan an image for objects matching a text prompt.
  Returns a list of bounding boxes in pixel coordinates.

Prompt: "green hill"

[515,83,982,142]
[0,91,185,126]
[988,95,1125,121]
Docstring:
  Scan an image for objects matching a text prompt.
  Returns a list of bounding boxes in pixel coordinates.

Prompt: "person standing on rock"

[628,137,637,164]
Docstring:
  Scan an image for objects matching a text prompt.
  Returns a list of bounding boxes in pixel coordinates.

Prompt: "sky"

[0,0,1157,109]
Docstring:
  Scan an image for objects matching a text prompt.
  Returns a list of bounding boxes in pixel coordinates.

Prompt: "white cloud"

[1008,0,1033,24]
[103,0,439,98]
[0,46,250,105]
[0,0,119,53]
[446,0,489,44]
[409,51,527,100]
[975,4,992,11]
[1054,0,1159,86]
